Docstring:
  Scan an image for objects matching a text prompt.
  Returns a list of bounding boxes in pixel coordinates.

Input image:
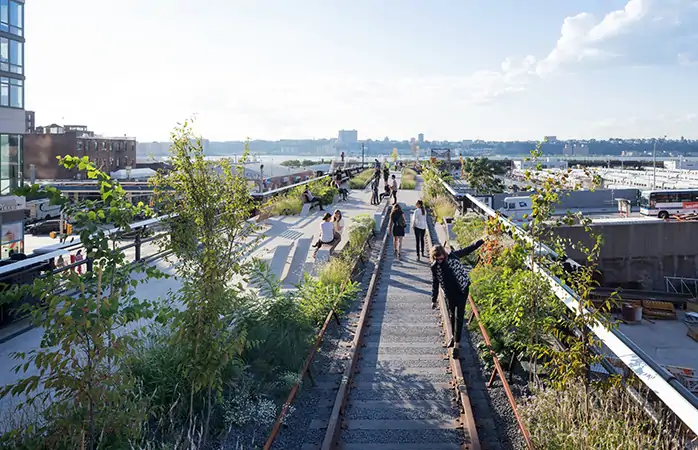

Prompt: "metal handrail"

[464,192,698,433]
[251,165,365,201]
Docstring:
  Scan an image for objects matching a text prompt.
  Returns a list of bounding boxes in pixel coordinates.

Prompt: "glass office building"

[0,0,25,258]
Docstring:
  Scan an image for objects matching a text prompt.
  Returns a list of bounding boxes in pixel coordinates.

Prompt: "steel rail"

[466,293,534,449]
[320,205,392,450]
[262,202,391,450]
[424,221,482,450]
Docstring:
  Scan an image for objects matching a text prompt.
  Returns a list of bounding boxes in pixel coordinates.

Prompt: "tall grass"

[400,168,417,189]
[349,169,375,189]
[520,381,687,449]
[431,196,456,222]
[266,178,338,217]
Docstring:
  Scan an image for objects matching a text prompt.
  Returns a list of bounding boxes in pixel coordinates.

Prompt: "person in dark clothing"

[371,177,380,205]
[388,204,406,259]
[430,239,485,359]
[382,166,389,184]
[379,184,391,202]
[302,187,324,211]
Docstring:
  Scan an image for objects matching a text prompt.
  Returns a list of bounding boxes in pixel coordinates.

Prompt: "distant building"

[338,129,358,145]
[563,143,573,156]
[574,144,589,156]
[544,136,558,143]
[24,124,137,180]
[418,133,424,143]
[25,110,35,133]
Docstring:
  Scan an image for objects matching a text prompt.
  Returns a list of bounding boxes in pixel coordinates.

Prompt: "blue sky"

[26,0,698,141]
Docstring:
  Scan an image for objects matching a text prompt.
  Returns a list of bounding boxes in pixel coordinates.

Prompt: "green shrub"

[400,168,417,189]
[349,169,375,189]
[431,196,456,222]
[520,380,687,449]
[267,178,339,217]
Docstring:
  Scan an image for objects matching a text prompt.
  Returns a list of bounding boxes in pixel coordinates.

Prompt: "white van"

[27,199,62,222]
[498,196,533,224]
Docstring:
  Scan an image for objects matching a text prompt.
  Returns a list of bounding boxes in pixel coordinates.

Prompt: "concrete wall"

[553,222,698,290]
[490,188,640,211]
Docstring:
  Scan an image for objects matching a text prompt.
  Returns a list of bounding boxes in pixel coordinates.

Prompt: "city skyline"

[27,0,698,142]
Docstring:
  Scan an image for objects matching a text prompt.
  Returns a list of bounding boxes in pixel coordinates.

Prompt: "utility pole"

[361,143,365,168]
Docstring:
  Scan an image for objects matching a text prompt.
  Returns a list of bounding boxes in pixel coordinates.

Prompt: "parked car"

[26,219,61,235]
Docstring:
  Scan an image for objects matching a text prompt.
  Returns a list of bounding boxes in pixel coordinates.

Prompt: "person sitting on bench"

[303,186,324,211]
[379,183,391,202]
[337,178,349,201]
[312,212,340,258]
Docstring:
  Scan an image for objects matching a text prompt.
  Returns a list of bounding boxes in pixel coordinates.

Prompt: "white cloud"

[476,0,698,99]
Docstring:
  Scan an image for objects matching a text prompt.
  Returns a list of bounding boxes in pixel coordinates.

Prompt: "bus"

[639,189,698,219]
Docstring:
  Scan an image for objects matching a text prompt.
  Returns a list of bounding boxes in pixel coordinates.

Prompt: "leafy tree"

[151,121,261,444]
[391,147,399,164]
[462,157,505,194]
[1,156,163,449]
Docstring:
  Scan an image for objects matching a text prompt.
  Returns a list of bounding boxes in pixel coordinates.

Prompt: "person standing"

[412,200,427,261]
[388,204,406,260]
[75,249,84,274]
[371,176,380,205]
[390,174,399,205]
[430,239,485,359]
[382,166,389,184]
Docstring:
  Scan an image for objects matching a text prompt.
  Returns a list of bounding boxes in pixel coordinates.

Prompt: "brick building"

[24,124,137,181]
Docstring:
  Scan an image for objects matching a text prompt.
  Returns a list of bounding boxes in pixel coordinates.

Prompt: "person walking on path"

[312,213,340,258]
[430,238,486,359]
[412,200,427,261]
[388,204,406,260]
[389,174,399,205]
[383,166,390,184]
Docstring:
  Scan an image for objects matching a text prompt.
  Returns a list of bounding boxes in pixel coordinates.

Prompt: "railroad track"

[297,206,496,450]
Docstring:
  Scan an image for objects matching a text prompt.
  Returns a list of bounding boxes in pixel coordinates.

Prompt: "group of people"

[370,170,398,206]
[311,209,343,258]
[387,198,486,359]
[55,249,85,274]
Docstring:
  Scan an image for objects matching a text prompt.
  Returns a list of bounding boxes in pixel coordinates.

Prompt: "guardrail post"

[134,231,142,261]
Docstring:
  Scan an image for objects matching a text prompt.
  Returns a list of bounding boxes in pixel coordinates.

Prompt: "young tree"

[391,147,399,164]
[2,156,163,449]
[462,157,505,194]
[151,121,260,444]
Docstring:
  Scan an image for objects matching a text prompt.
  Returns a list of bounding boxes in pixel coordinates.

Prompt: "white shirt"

[391,179,398,191]
[412,208,427,230]
[320,221,335,242]
[333,218,344,234]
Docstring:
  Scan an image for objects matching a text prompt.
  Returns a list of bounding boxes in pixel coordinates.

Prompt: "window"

[8,39,21,73]
[0,77,7,106]
[0,37,6,72]
[0,133,20,195]
[8,0,21,36]
[0,0,7,33]
[9,77,20,107]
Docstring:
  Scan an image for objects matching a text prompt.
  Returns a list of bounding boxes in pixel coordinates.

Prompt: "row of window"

[0,37,22,74]
[77,140,136,152]
[0,76,22,107]
[0,0,23,37]
[92,157,133,168]
[649,191,698,204]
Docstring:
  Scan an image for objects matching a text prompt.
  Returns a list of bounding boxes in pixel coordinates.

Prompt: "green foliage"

[391,148,399,164]
[400,168,417,189]
[461,157,505,194]
[349,169,375,189]
[150,121,261,445]
[520,380,686,449]
[2,156,164,449]
[280,159,323,167]
[267,178,339,216]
